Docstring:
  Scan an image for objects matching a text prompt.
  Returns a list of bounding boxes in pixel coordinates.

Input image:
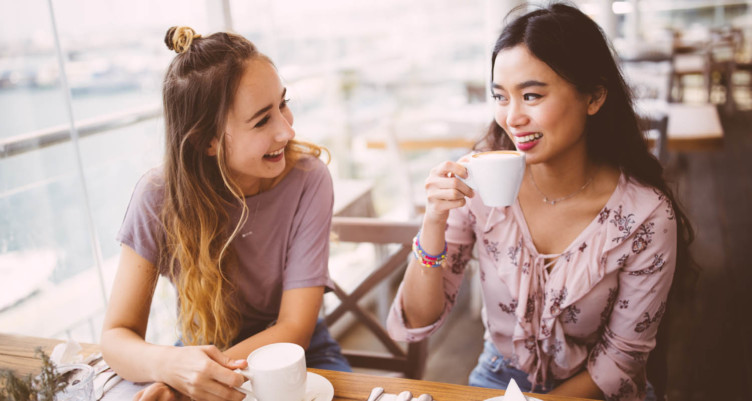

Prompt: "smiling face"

[491,44,605,166]
[211,58,295,195]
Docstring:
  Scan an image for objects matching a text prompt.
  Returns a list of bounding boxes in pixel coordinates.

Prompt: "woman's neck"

[527,151,596,200]
[236,177,262,197]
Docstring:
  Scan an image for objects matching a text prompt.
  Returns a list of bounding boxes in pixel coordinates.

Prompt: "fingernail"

[234,360,245,364]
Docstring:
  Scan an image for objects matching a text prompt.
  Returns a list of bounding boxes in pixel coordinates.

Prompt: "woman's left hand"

[134,382,189,401]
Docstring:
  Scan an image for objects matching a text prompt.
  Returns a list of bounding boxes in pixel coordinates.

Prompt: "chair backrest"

[326,216,427,379]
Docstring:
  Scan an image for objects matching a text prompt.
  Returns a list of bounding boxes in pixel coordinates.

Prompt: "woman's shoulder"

[289,155,331,184]
[598,173,676,244]
[127,167,166,211]
[617,174,671,214]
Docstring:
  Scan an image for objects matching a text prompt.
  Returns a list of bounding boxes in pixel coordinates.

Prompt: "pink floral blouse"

[387,173,677,401]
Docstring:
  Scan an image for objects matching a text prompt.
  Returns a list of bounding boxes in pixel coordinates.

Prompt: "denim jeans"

[305,318,352,372]
[468,341,656,400]
[175,318,352,372]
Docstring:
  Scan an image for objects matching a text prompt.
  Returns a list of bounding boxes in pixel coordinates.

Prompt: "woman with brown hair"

[387,3,693,400]
[101,26,350,401]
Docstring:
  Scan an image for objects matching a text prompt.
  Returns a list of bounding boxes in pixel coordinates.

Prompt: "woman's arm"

[224,286,324,359]
[400,159,474,328]
[586,201,677,401]
[102,245,246,401]
[101,244,164,381]
[548,370,604,399]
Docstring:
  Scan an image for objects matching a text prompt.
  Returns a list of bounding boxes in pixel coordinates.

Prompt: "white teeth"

[516,133,543,144]
[264,148,284,157]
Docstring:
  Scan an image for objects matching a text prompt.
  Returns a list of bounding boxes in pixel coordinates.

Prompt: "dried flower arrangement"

[0,347,69,401]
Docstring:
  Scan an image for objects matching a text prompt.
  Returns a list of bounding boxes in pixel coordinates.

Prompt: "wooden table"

[636,101,724,154]
[665,103,724,151]
[333,179,376,218]
[365,137,476,151]
[0,333,596,401]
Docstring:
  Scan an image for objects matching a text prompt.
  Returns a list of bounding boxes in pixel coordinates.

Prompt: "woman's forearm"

[400,217,448,328]
[101,327,171,383]
[548,369,604,399]
[223,320,314,360]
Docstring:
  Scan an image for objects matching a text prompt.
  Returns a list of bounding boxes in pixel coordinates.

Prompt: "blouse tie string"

[519,253,559,392]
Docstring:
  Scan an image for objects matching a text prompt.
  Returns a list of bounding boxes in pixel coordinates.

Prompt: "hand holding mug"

[457,150,525,207]
[234,343,307,401]
[156,345,248,401]
[423,158,475,222]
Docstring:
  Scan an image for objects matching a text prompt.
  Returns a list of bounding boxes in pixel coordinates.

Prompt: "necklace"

[240,198,261,238]
[529,169,595,206]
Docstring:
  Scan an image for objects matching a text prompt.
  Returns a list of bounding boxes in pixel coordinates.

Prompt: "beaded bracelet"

[412,230,447,268]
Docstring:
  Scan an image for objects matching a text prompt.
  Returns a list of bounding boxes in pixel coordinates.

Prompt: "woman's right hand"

[156,345,248,401]
[423,158,474,223]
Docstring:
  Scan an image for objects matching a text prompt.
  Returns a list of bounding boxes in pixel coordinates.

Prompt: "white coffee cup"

[459,150,526,207]
[234,342,307,401]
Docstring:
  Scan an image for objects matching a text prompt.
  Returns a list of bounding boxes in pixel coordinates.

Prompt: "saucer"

[305,371,334,401]
[240,372,333,401]
[482,396,543,401]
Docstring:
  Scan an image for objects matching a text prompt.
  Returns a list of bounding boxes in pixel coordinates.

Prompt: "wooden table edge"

[310,368,599,401]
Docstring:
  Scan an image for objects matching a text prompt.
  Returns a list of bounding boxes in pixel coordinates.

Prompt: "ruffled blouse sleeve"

[386,203,477,342]
[587,199,677,401]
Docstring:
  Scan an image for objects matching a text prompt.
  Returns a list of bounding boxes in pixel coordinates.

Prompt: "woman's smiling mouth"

[263,147,284,161]
[513,132,543,151]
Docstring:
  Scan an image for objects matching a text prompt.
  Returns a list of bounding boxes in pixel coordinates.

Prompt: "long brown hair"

[160,26,326,349]
[477,3,696,299]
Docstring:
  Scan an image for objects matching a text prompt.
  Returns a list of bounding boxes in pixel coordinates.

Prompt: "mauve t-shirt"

[116,156,335,343]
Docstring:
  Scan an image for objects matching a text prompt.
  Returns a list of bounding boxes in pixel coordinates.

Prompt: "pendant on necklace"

[543,198,556,205]
[241,231,253,238]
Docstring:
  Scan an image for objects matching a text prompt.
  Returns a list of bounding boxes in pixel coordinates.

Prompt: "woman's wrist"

[417,220,447,254]
[412,230,447,268]
[422,209,449,226]
[150,345,173,384]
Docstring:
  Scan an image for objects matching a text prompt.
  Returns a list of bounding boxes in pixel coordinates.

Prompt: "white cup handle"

[233,368,257,400]
[456,159,476,190]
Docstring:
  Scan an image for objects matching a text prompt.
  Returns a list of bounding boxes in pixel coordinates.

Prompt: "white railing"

[0,103,162,158]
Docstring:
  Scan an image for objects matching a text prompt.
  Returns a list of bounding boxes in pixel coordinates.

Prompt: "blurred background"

[1,0,751,399]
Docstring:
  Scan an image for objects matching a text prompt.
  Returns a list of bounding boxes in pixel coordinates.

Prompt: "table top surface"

[0,333,597,401]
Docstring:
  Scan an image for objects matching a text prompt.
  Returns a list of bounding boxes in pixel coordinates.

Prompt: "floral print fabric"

[387,173,677,401]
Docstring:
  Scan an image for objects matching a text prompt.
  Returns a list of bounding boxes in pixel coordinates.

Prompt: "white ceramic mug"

[459,150,526,207]
[234,342,307,401]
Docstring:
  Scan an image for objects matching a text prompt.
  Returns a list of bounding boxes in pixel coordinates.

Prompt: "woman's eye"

[254,115,270,128]
[492,93,507,102]
[523,93,541,101]
[280,98,291,108]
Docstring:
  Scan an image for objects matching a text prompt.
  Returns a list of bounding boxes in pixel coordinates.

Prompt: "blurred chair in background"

[326,216,427,379]
[619,48,672,163]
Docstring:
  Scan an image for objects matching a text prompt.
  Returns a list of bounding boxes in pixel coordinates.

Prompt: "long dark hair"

[477,3,695,299]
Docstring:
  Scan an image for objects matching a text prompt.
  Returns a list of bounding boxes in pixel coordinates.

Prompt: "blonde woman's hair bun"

[165,26,202,54]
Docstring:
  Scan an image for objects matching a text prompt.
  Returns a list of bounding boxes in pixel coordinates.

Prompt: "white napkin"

[504,378,527,401]
[482,378,544,401]
[50,339,83,364]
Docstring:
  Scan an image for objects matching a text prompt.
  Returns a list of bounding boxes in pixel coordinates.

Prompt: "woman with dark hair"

[387,3,692,400]
[101,26,350,401]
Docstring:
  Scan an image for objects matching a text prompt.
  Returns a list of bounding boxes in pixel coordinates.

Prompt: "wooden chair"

[620,54,671,163]
[326,216,428,379]
[646,314,670,401]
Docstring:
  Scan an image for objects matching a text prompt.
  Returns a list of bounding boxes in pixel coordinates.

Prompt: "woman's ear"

[587,86,607,115]
[206,138,218,156]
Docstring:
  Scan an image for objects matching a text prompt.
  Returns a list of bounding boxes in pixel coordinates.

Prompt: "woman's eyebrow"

[245,105,272,124]
[244,88,288,124]
[516,80,547,90]
[492,80,548,91]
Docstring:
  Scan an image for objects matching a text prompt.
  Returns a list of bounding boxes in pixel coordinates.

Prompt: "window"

[1,0,488,344]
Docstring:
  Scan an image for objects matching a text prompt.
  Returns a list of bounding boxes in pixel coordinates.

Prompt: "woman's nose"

[505,101,528,128]
[275,113,295,141]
